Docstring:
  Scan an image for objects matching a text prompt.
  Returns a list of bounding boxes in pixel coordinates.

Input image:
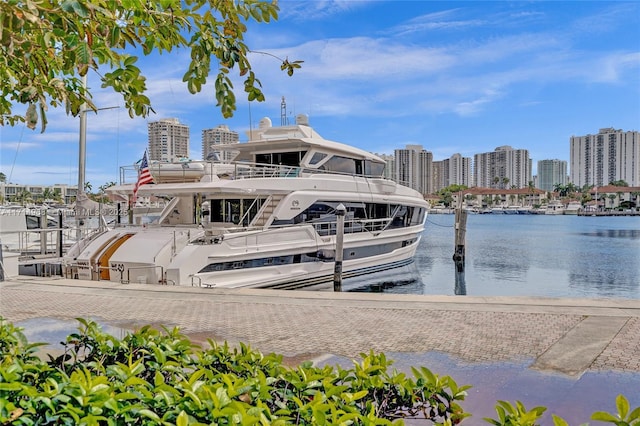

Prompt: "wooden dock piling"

[453,200,467,264]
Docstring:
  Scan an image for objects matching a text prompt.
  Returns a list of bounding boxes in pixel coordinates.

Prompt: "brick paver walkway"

[1,278,639,373]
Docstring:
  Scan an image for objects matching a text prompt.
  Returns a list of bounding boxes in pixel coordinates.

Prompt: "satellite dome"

[295,114,309,126]
[259,117,272,129]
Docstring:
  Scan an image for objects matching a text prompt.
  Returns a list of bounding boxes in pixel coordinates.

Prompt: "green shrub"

[1,317,470,425]
[2,317,637,425]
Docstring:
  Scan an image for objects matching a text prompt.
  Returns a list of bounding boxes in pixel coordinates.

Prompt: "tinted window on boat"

[209,198,266,225]
[365,161,385,177]
[271,201,425,234]
[309,152,327,165]
[314,156,385,177]
[318,156,357,174]
[255,151,306,167]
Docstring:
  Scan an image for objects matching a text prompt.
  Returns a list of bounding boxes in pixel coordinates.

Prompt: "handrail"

[118,159,387,185]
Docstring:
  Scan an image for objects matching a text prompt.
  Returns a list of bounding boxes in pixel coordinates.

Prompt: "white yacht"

[545,200,565,215]
[563,201,582,215]
[63,115,429,289]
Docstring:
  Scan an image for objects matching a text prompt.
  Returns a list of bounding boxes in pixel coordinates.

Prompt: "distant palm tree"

[41,188,55,202]
[528,181,535,205]
[493,176,500,188]
[15,189,32,206]
[502,177,509,189]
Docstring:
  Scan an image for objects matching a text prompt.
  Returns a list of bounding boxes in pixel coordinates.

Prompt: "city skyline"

[1,1,639,186]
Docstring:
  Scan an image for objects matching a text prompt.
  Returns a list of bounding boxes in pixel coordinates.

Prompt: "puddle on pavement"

[320,351,640,425]
[14,317,131,355]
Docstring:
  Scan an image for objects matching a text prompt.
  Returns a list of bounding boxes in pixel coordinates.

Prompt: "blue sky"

[1,1,639,187]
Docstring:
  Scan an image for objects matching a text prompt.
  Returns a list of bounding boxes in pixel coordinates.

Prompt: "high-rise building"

[570,128,640,187]
[394,145,433,195]
[148,118,190,162]
[474,145,531,189]
[375,153,395,180]
[443,153,472,189]
[537,159,567,191]
[202,125,239,161]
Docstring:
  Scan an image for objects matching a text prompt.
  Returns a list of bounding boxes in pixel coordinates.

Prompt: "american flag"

[133,150,154,202]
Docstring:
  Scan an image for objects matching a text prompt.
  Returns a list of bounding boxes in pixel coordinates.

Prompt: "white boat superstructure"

[545,200,565,215]
[564,201,582,215]
[63,115,429,289]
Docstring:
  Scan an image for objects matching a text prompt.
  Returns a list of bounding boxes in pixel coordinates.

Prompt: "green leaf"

[591,411,621,422]
[138,409,161,422]
[616,394,630,419]
[176,410,188,426]
[552,414,569,426]
[0,382,23,391]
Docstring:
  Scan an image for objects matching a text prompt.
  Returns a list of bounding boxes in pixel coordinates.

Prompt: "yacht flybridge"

[64,115,429,289]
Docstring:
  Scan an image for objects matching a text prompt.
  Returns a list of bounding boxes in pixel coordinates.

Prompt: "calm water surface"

[348,215,640,298]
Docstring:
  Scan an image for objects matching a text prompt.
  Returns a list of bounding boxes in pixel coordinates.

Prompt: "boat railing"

[310,217,392,237]
[233,163,300,179]
[118,159,388,185]
[1,226,88,257]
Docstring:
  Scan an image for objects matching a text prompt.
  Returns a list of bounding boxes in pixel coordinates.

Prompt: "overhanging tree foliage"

[1,0,302,132]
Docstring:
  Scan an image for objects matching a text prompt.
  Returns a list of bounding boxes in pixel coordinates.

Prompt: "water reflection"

[579,229,640,239]
[15,317,130,354]
[345,263,424,293]
[454,261,467,295]
[353,215,640,298]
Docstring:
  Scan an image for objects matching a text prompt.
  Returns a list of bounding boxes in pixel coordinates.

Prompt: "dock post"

[453,200,467,265]
[333,203,346,291]
[40,209,48,255]
[57,210,64,257]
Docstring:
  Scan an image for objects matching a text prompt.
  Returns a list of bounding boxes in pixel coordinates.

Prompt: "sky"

[1,1,639,187]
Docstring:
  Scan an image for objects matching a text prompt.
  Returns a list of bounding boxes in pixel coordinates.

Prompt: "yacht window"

[255,151,306,167]
[318,156,357,174]
[365,161,385,177]
[308,152,327,165]
[316,156,383,177]
[208,197,266,225]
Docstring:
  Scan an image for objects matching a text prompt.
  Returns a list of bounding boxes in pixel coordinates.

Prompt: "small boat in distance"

[63,115,429,290]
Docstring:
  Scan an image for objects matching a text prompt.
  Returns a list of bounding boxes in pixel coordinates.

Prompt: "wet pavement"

[1,276,639,424]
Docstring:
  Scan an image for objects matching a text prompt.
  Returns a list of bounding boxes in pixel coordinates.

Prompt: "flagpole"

[76,74,88,241]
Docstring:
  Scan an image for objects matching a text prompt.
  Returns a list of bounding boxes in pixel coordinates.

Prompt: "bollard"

[333,203,346,291]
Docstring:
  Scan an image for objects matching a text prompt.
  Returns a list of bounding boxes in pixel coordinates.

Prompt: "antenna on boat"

[281,96,288,126]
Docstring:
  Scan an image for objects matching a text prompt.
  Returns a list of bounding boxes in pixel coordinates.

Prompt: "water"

[348,215,640,298]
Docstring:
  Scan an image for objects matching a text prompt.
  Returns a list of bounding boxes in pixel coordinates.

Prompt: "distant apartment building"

[434,154,473,192]
[474,145,532,189]
[570,128,640,187]
[375,153,395,180]
[394,145,433,195]
[432,161,444,193]
[148,118,190,162]
[202,125,239,161]
[1,182,77,205]
[537,159,567,191]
